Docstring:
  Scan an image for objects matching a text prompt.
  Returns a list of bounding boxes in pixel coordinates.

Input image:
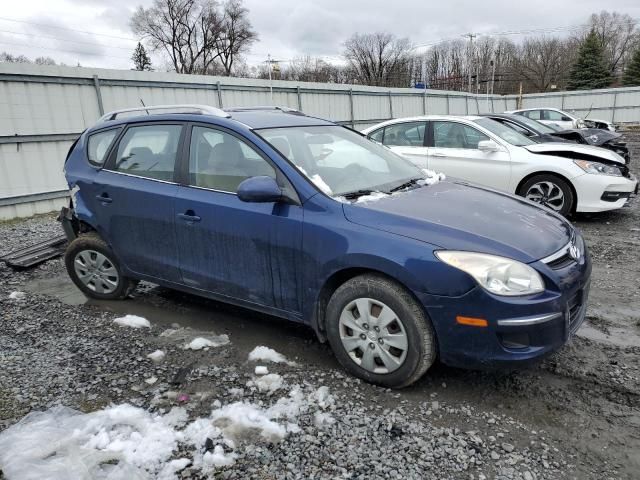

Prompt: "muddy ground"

[1,133,639,479]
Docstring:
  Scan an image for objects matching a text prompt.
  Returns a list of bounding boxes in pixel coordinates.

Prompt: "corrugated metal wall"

[1,62,638,220]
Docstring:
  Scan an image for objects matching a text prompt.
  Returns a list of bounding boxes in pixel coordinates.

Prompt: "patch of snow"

[247,346,291,364]
[203,445,236,468]
[8,291,26,300]
[0,404,180,480]
[310,174,333,195]
[314,411,336,427]
[254,366,268,375]
[249,373,284,393]
[147,349,166,363]
[184,335,230,350]
[158,458,191,479]
[113,315,150,329]
[355,191,389,204]
[0,384,336,478]
[228,388,244,396]
[418,168,446,185]
[145,376,158,385]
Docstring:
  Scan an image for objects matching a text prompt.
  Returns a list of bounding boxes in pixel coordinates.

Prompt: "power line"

[0,16,138,42]
[0,29,134,51]
[0,40,132,61]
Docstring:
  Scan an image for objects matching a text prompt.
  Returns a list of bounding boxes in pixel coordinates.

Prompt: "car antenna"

[140,99,150,115]
[583,104,593,120]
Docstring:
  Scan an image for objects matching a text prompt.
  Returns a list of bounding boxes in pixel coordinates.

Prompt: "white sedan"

[362,116,637,216]
[506,107,616,132]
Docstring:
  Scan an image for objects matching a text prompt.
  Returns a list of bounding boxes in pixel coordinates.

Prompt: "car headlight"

[573,160,622,176]
[435,251,545,296]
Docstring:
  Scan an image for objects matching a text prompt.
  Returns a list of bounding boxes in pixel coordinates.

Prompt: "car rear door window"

[87,128,120,167]
[382,122,426,147]
[189,126,276,193]
[523,110,542,120]
[433,122,489,149]
[113,125,182,181]
[545,110,566,121]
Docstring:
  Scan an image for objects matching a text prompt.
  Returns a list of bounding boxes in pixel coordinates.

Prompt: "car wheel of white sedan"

[518,174,574,217]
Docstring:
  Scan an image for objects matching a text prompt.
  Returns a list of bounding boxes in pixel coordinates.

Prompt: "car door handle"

[432,153,447,157]
[177,212,201,223]
[96,194,112,204]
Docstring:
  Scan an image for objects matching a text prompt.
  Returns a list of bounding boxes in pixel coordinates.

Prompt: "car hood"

[553,128,622,146]
[524,142,626,165]
[342,181,572,263]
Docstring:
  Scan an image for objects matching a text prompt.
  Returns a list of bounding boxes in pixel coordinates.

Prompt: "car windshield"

[508,115,558,134]
[473,118,536,146]
[257,125,424,197]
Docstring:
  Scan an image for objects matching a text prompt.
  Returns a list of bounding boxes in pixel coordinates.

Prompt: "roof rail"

[224,106,304,115]
[99,104,231,122]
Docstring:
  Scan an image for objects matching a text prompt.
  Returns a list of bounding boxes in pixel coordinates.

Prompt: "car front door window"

[433,122,489,149]
[189,126,276,193]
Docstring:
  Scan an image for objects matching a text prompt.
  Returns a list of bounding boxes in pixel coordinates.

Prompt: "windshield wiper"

[341,189,375,200]
[389,177,422,193]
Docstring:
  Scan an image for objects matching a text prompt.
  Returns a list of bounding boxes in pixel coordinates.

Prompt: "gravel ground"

[1,133,639,479]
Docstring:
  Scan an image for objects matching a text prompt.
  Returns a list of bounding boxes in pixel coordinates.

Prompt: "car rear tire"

[325,274,437,388]
[518,174,574,217]
[64,232,137,300]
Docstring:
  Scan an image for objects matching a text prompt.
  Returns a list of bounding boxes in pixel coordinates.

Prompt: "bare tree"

[343,32,413,87]
[281,56,340,83]
[582,11,639,75]
[130,0,224,74]
[0,52,57,65]
[213,0,257,75]
[513,37,571,92]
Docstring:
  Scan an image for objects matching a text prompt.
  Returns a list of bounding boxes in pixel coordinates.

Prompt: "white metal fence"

[1,62,639,220]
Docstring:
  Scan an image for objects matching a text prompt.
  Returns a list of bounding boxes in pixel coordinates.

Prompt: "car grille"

[546,251,575,270]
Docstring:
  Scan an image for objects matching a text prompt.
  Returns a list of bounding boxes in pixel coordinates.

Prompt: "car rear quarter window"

[368,128,384,143]
[87,129,120,167]
[189,126,276,193]
[113,124,182,181]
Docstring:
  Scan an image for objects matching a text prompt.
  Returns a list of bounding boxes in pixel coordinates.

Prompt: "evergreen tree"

[131,42,152,71]
[567,30,611,90]
[622,47,640,87]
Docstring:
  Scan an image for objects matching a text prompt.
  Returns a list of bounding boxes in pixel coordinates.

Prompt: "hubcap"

[338,298,408,374]
[525,181,565,212]
[73,250,119,294]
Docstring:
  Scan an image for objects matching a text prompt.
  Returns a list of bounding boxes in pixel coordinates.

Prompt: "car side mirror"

[477,140,501,152]
[237,176,284,203]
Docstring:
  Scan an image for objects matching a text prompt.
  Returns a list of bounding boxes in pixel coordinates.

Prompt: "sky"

[1,0,640,71]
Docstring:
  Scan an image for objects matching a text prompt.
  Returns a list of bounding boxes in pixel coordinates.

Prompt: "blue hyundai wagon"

[61,105,591,388]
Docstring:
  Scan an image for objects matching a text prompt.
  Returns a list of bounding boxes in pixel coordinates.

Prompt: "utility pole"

[465,33,476,94]
[267,54,273,104]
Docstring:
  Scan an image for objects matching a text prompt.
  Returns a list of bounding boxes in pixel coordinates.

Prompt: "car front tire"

[325,274,437,388]
[518,174,574,217]
[64,232,137,300]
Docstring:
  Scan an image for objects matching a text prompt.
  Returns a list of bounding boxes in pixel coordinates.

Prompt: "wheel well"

[515,171,578,213]
[313,268,421,343]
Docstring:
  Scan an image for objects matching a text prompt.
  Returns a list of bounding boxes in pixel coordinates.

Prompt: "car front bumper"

[574,172,638,213]
[417,248,591,370]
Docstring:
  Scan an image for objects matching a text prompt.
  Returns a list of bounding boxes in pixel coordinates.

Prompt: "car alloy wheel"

[73,249,120,294]
[338,297,409,374]
[525,181,565,212]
